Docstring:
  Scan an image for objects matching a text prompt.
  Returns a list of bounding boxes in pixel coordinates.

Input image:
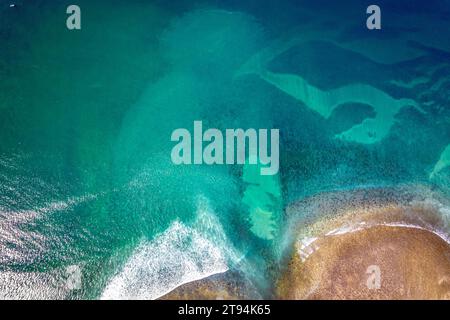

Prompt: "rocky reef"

[159,271,261,300]
[277,187,450,300]
[278,224,450,299]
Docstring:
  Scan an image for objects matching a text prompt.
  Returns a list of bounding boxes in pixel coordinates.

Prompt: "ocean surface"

[0,0,449,299]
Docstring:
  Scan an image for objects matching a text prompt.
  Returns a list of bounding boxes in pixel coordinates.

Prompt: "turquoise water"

[0,0,450,299]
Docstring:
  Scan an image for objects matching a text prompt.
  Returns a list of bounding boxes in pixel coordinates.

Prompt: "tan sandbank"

[278,205,450,300]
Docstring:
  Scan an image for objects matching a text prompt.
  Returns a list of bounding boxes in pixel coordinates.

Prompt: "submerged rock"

[159,271,261,300]
[278,187,450,300]
[278,225,450,300]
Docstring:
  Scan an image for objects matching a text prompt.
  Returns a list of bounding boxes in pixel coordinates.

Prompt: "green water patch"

[0,0,176,294]
[0,0,169,186]
[431,144,450,179]
[113,8,266,231]
[242,160,282,241]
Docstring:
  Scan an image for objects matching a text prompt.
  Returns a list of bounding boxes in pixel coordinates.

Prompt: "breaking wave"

[101,196,240,300]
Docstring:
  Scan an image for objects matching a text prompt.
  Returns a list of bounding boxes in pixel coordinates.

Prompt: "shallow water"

[0,0,449,299]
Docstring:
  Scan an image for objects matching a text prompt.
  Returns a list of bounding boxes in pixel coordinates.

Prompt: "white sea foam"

[101,196,236,300]
[322,222,450,245]
[297,236,319,262]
